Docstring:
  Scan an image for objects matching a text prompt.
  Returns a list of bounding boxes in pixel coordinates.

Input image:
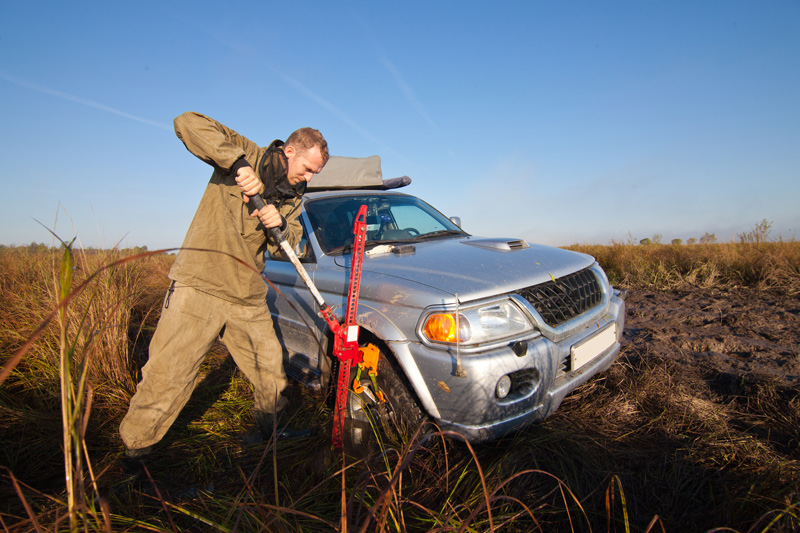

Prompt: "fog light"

[496,375,512,399]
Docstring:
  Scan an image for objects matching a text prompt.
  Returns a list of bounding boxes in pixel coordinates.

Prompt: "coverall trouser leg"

[218,296,288,429]
[119,284,287,452]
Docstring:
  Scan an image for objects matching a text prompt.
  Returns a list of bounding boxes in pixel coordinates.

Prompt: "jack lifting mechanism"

[249,195,383,449]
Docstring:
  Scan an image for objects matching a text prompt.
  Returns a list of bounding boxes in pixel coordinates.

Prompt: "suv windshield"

[306,193,467,254]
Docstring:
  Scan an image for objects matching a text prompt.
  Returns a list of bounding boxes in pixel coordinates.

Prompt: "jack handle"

[247,194,340,334]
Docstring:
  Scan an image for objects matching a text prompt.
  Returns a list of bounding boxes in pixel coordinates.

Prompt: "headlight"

[421,299,532,346]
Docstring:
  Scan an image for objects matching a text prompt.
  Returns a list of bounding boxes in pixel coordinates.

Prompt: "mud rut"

[624,287,800,388]
[619,287,800,460]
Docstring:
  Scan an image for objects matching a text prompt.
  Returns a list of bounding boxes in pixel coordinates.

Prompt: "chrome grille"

[518,268,601,327]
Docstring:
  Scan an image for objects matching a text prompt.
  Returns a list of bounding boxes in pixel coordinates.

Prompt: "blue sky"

[1,1,798,249]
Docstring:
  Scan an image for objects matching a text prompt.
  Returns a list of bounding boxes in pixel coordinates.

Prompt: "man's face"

[285,145,325,186]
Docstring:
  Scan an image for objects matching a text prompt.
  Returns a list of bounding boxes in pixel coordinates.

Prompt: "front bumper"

[395,292,626,442]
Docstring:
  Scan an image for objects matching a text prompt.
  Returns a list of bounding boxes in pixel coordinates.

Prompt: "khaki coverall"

[120,112,303,452]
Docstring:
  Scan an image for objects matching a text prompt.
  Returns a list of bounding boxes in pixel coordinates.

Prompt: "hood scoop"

[461,238,530,252]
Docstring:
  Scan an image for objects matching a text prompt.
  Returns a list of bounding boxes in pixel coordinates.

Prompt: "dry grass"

[566,241,800,294]
[0,242,798,532]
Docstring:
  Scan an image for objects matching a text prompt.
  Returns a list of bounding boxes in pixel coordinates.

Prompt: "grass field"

[1,240,798,532]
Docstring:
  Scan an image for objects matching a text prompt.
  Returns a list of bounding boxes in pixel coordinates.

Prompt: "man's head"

[284,127,328,186]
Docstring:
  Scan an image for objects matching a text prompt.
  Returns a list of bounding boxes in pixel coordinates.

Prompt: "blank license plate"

[571,324,617,371]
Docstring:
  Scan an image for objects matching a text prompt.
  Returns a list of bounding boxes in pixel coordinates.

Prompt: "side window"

[267,219,316,263]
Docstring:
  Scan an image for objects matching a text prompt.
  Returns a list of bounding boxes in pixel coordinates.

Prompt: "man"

[120,112,328,458]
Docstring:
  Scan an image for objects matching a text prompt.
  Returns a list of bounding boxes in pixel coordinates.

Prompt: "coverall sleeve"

[173,112,262,170]
[281,198,303,248]
[267,197,304,257]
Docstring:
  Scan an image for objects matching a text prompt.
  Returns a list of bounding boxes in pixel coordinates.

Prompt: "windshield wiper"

[329,239,408,255]
[366,239,415,247]
[415,229,468,241]
[329,232,465,255]
[326,243,353,255]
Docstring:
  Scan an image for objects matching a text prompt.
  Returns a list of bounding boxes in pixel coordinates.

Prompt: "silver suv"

[264,156,626,445]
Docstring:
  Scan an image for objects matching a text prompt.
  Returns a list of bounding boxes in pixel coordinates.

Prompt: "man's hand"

[236,166,282,228]
[236,165,264,198]
[251,203,283,229]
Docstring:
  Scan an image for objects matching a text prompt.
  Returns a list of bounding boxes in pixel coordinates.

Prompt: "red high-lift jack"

[250,196,372,449]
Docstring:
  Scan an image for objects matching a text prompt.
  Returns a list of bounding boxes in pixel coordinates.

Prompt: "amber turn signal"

[423,313,470,343]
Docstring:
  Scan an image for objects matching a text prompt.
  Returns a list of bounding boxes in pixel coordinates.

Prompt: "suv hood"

[333,236,596,301]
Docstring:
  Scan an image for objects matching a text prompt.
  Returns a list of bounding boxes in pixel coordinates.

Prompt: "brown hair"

[286,127,329,164]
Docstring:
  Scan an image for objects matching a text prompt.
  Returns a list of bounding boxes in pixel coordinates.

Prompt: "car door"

[263,219,329,387]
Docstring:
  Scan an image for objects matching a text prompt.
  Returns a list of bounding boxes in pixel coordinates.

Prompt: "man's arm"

[173,111,261,173]
[175,111,283,228]
[279,198,303,248]
[265,197,303,258]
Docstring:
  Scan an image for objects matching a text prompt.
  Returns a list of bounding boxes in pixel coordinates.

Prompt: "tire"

[342,348,426,454]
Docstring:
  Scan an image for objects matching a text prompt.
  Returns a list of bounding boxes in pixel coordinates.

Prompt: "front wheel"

[343,348,427,454]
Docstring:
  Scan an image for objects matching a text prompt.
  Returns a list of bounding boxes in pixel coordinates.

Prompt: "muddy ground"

[624,287,800,388]
[619,286,800,470]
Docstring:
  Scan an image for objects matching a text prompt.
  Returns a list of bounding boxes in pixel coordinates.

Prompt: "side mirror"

[449,216,462,228]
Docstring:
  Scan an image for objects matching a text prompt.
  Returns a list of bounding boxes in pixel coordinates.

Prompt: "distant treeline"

[614,219,789,246]
[0,243,151,255]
